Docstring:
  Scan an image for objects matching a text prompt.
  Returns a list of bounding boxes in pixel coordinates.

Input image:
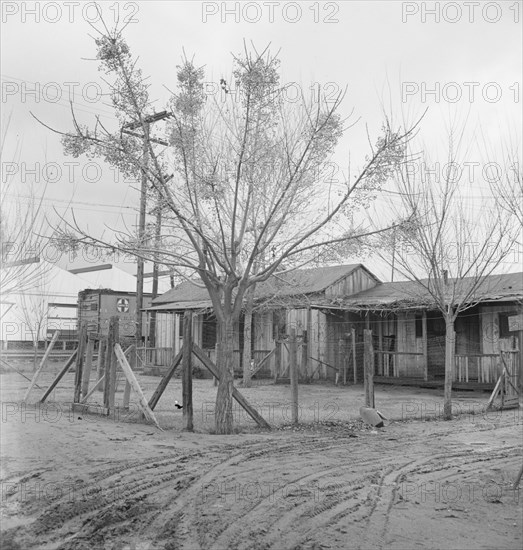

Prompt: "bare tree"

[44,27,417,433]
[489,146,523,230]
[0,115,51,297]
[17,269,50,369]
[377,124,519,419]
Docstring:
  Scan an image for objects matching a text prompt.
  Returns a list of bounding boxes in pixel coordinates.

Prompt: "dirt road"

[1,369,522,550]
[1,405,521,550]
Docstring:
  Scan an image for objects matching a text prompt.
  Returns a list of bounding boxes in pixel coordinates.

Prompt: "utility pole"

[136,122,149,352]
[149,197,162,348]
[121,111,172,359]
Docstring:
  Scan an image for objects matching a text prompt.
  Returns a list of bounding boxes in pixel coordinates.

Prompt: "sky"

[1,0,522,280]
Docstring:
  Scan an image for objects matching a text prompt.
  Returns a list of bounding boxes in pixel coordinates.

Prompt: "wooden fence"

[454,351,519,384]
[375,351,424,378]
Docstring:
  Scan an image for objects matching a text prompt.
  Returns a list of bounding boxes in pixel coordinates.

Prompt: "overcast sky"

[1,1,522,279]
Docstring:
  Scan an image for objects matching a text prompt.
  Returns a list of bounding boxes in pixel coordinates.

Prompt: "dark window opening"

[499,312,517,338]
[202,313,217,348]
[415,314,423,338]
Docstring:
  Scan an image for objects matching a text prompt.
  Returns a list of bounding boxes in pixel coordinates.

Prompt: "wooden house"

[147,266,522,390]
[312,272,523,390]
[147,264,380,378]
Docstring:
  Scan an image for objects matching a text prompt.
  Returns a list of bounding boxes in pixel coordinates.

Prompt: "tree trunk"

[32,342,38,372]
[443,315,456,420]
[242,287,254,387]
[215,314,236,434]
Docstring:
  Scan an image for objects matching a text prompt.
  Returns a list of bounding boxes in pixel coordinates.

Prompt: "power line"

[1,73,118,119]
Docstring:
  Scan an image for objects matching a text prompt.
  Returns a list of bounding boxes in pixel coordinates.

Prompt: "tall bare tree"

[47,27,417,433]
[489,145,523,231]
[377,125,519,419]
[0,115,51,298]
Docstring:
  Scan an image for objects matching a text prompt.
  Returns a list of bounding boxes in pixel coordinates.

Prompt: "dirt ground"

[0,363,522,550]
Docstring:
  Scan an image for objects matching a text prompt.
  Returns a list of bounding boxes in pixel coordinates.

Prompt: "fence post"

[73,324,87,403]
[213,343,218,386]
[274,340,282,381]
[109,318,119,412]
[300,335,308,380]
[97,338,106,391]
[123,345,133,410]
[364,329,375,408]
[289,329,299,424]
[351,328,357,384]
[104,317,118,411]
[81,334,95,399]
[182,311,193,431]
[422,311,428,381]
[339,338,346,385]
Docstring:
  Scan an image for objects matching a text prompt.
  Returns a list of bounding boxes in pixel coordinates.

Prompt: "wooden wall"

[395,312,424,377]
[480,303,522,388]
[324,267,378,299]
[480,303,522,354]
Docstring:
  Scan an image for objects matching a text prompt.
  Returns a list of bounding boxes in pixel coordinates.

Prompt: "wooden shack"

[147,264,380,379]
[148,266,522,390]
[317,272,523,390]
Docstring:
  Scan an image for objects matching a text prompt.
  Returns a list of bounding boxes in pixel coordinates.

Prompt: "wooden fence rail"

[375,351,423,377]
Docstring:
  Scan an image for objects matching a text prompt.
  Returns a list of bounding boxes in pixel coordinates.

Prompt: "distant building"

[0,261,167,351]
[77,288,152,342]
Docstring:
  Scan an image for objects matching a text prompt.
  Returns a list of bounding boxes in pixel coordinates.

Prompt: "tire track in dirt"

[206,461,375,549]
[152,437,351,549]
[6,416,521,550]
[357,446,522,550]
[146,434,365,549]
[190,432,521,550]
[197,435,417,549]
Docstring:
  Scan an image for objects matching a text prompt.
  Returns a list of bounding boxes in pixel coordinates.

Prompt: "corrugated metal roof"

[152,264,370,306]
[149,265,523,313]
[313,271,523,310]
[147,300,213,312]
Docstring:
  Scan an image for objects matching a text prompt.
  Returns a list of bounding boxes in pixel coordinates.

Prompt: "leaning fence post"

[122,345,134,410]
[97,338,106,392]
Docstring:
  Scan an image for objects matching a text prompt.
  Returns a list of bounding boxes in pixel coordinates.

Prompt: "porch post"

[352,328,357,384]
[306,307,312,380]
[378,315,383,376]
[422,310,428,381]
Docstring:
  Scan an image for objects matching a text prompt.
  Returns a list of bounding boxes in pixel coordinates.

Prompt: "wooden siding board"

[324,267,378,299]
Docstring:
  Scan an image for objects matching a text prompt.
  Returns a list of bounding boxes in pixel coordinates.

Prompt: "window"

[415,314,423,338]
[202,314,217,348]
[499,312,517,338]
